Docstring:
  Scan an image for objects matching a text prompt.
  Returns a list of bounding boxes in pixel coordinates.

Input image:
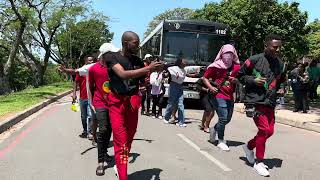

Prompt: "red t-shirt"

[88,62,109,109]
[204,65,240,100]
[75,73,88,100]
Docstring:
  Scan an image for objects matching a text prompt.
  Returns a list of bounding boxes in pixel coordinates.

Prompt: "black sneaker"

[79,132,87,138]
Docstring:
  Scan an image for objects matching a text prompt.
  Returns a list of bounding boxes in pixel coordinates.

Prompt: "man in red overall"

[102,31,163,180]
[237,34,286,177]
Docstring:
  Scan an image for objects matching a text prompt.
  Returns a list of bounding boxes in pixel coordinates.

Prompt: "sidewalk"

[234,103,320,133]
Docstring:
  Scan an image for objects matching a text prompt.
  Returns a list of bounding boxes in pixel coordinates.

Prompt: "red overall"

[247,105,275,160]
[108,91,141,180]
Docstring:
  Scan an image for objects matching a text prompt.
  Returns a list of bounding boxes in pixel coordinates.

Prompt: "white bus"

[140,20,232,100]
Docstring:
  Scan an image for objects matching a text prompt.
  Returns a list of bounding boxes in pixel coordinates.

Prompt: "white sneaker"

[253,162,270,177]
[113,165,118,177]
[242,144,255,165]
[176,123,187,127]
[217,140,230,151]
[158,116,163,119]
[163,120,169,124]
[209,127,218,143]
[152,116,156,119]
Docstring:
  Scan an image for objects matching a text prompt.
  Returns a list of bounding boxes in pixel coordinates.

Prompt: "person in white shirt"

[163,58,189,127]
[150,68,164,119]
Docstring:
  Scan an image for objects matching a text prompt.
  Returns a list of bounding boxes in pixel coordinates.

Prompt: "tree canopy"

[191,0,310,63]
[144,8,194,37]
[307,19,320,59]
[54,17,114,68]
[0,0,113,93]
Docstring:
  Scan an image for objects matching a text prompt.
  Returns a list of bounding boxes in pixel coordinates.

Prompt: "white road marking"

[177,133,232,172]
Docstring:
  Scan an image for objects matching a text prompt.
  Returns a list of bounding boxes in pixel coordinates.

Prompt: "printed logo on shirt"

[102,81,110,93]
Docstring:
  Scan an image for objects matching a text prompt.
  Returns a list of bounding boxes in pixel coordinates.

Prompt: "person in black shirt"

[290,62,310,113]
[237,34,286,177]
[102,31,163,180]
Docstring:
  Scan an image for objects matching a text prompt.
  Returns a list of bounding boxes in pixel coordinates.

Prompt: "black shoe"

[293,109,299,112]
[79,132,87,138]
[303,110,308,113]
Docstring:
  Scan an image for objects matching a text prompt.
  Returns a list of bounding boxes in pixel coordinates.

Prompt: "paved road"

[0,96,319,180]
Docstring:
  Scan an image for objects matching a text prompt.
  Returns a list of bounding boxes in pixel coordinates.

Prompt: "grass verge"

[0,81,72,117]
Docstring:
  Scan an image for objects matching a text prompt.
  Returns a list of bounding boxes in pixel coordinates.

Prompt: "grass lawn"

[0,81,72,117]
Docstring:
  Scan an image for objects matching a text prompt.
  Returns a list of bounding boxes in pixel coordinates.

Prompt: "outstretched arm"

[111,61,164,80]
[58,65,76,75]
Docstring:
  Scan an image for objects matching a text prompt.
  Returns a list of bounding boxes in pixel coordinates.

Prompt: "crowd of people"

[289,59,320,113]
[58,32,319,179]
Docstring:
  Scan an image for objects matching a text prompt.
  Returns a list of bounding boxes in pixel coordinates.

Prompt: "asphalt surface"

[0,96,319,180]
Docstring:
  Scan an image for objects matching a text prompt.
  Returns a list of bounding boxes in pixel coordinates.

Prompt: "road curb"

[234,104,320,133]
[0,89,72,134]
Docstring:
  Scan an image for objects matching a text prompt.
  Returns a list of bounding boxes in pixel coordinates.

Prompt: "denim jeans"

[79,99,92,133]
[164,82,185,124]
[211,98,234,140]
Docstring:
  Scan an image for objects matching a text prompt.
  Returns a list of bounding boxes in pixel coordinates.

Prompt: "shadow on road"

[239,157,283,169]
[264,158,283,169]
[104,153,141,169]
[80,141,114,155]
[227,140,245,147]
[129,152,141,164]
[80,147,96,155]
[128,168,163,180]
[207,140,244,147]
[133,138,155,143]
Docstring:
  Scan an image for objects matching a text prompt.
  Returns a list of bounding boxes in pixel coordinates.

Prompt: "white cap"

[98,43,120,59]
[144,54,152,60]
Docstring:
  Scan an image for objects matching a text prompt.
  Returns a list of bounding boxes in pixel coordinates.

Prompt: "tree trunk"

[0,76,11,95]
[3,21,26,76]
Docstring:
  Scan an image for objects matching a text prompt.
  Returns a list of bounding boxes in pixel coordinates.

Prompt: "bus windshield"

[162,32,197,64]
[198,34,229,65]
[162,31,230,65]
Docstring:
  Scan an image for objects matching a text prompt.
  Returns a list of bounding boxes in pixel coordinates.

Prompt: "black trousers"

[95,108,112,163]
[293,90,309,112]
[152,94,163,116]
[141,86,151,113]
[309,80,319,100]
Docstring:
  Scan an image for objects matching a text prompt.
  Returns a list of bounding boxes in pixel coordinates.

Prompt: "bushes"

[44,64,67,85]
[8,62,33,91]
[7,62,67,92]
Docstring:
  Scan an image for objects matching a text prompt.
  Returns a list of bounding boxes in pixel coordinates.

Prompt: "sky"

[92,0,320,48]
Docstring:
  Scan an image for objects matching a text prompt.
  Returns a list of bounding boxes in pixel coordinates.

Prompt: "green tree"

[144,8,194,37]
[5,0,87,86]
[54,16,114,68]
[191,0,309,64]
[307,19,320,59]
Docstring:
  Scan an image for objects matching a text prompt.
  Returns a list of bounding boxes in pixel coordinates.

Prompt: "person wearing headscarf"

[203,44,240,151]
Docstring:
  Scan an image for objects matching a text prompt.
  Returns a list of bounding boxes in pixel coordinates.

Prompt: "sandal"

[96,165,105,176]
[198,124,204,130]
